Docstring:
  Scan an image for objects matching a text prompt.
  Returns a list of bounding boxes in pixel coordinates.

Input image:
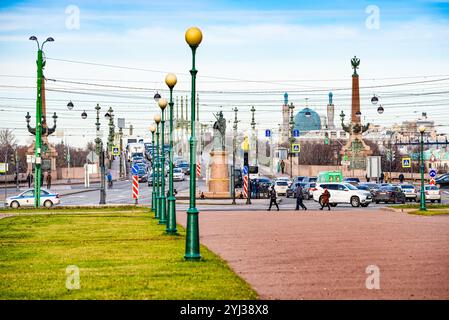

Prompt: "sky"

[1,0,449,147]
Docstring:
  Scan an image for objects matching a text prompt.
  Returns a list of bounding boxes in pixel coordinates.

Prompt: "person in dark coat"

[280,160,285,174]
[380,172,385,183]
[399,173,405,184]
[320,188,331,211]
[267,186,279,211]
[27,172,33,188]
[46,172,52,189]
[295,185,307,210]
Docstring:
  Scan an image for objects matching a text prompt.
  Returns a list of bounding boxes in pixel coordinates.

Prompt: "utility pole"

[95,103,106,205]
[232,107,238,205]
[288,102,295,177]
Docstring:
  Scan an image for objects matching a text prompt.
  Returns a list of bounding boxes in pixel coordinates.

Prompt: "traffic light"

[10,153,15,163]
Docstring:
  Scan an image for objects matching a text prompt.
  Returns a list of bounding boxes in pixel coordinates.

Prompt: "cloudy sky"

[1,0,449,147]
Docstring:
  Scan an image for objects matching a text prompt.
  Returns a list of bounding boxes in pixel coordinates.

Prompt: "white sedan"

[5,189,61,208]
[173,168,185,181]
[274,180,289,196]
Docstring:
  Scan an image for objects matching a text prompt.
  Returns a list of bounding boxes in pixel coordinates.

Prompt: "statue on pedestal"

[212,111,226,151]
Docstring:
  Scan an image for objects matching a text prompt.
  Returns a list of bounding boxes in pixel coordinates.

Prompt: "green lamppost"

[154,114,162,219]
[165,73,178,234]
[105,107,115,169]
[289,102,295,178]
[419,125,427,211]
[157,98,168,225]
[185,26,203,261]
[149,123,157,213]
[29,35,54,208]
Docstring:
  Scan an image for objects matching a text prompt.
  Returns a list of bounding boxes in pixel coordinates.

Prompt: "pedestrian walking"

[267,186,279,211]
[46,172,52,189]
[319,187,331,211]
[280,160,285,174]
[27,172,33,188]
[399,173,405,184]
[365,174,370,182]
[255,179,260,199]
[295,185,307,210]
[41,172,44,187]
[107,171,113,188]
[380,172,385,183]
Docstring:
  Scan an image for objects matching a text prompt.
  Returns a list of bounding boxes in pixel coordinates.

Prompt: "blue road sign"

[429,168,437,178]
[293,129,300,137]
[132,164,139,175]
[265,129,271,137]
[243,166,248,175]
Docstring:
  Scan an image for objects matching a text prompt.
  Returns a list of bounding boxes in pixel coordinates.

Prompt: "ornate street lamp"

[371,95,379,105]
[419,125,427,211]
[67,100,74,110]
[157,98,168,225]
[184,26,202,261]
[149,124,157,213]
[81,111,87,119]
[165,73,178,234]
[154,113,162,219]
[154,91,161,102]
[28,35,55,208]
[232,107,238,205]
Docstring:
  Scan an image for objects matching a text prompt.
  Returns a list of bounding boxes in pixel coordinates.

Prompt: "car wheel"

[402,199,406,204]
[44,200,53,208]
[351,196,360,207]
[330,203,337,207]
[431,200,435,203]
[361,203,369,207]
[438,199,441,203]
[375,201,379,204]
[10,201,20,209]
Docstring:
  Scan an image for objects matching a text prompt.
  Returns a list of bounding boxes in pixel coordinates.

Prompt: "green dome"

[294,108,321,132]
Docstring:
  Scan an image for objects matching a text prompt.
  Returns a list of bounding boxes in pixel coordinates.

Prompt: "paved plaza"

[177,209,449,299]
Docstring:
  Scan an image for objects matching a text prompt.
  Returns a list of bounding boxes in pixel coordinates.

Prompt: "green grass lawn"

[390,203,449,216]
[0,206,257,300]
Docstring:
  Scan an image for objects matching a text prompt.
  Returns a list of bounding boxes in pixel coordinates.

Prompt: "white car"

[416,185,442,203]
[5,188,60,208]
[399,184,418,201]
[173,168,185,181]
[312,182,372,207]
[274,180,289,196]
[276,177,292,187]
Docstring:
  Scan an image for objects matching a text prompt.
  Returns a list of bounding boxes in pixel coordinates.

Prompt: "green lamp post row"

[148,27,202,261]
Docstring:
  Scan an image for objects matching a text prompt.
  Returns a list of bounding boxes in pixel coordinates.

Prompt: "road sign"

[86,151,98,163]
[0,163,7,173]
[402,158,411,168]
[291,143,300,153]
[112,145,120,156]
[430,178,436,186]
[293,129,300,137]
[243,166,248,175]
[265,129,271,137]
[132,175,139,201]
[132,164,139,175]
[429,168,437,178]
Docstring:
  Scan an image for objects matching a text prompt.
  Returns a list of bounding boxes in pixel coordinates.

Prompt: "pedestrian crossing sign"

[112,145,120,156]
[402,158,411,168]
[292,144,300,153]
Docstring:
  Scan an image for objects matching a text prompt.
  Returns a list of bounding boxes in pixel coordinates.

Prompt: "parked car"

[302,176,317,184]
[302,182,317,200]
[136,163,148,182]
[276,177,292,187]
[274,180,289,196]
[416,185,442,203]
[5,189,60,208]
[312,182,372,207]
[286,182,305,198]
[177,162,190,175]
[173,168,185,181]
[292,176,306,184]
[435,174,449,188]
[257,177,272,198]
[373,185,406,204]
[343,177,361,185]
[399,184,418,202]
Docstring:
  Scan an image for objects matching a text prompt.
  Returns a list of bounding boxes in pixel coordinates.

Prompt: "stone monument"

[206,111,230,198]
[340,56,372,170]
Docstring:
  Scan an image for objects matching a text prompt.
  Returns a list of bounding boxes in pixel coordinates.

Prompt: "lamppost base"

[151,191,156,215]
[184,207,200,260]
[166,195,177,234]
[155,196,161,220]
[158,196,167,224]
